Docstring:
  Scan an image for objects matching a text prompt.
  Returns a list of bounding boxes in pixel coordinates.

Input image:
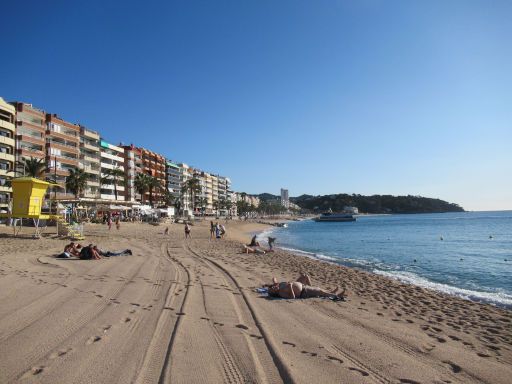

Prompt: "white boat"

[313,210,356,222]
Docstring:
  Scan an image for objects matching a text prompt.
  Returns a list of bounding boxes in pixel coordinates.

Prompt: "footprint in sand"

[123,317,131,323]
[301,351,318,357]
[236,324,249,330]
[176,312,186,316]
[86,336,102,345]
[327,356,343,364]
[282,341,296,347]
[442,361,462,373]
[399,379,421,384]
[50,348,73,359]
[349,367,369,376]
[250,334,263,340]
[103,325,112,332]
[25,366,45,376]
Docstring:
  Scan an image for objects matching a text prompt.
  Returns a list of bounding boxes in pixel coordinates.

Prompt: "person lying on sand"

[79,244,102,260]
[57,242,82,258]
[92,246,132,257]
[266,273,346,300]
[243,244,266,254]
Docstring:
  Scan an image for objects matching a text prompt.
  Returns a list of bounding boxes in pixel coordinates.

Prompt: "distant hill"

[255,193,464,214]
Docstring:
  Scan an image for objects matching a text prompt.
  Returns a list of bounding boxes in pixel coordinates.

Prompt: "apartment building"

[0,98,16,209]
[79,126,101,198]
[99,140,125,201]
[165,161,181,200]
[46,114,80,199]
[140,147,166,205]
[11,102,46,173]
[178,163,193,215]
[121,144,142,202]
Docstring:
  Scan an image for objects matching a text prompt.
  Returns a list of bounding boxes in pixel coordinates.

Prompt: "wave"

[277,246,338,262]
[374,270,512,309]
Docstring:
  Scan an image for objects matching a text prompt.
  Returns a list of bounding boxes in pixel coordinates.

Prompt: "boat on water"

[313,209,356,222]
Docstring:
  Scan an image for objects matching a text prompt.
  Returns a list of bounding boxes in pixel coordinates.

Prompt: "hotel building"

[79,126,101,198]
[99,140,125,201]
[0,98,16,209]
[46,114,80,199]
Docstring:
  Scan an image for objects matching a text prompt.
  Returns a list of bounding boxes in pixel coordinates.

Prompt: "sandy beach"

[0,220,511,384]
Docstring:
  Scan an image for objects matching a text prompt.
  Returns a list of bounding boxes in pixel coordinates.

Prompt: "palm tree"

[17,157,46,178]
[134,173,150,204]
[181,177,201,213]
[65,167,88,198]
[163,190,175,207]
[147,175,162,207]
[102,166,125,201]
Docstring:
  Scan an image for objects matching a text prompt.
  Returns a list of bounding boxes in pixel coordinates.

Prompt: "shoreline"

[249,222,512,310]
[0,221,511,383]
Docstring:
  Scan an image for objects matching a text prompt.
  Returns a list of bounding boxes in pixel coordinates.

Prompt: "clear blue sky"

[2,0,511,211]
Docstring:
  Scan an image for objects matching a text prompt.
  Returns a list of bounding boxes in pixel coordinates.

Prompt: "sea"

[257,211,512,309]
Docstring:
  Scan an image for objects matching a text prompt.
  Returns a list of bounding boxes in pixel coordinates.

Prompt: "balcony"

[17,134,45,146]
[0,185,12,193]
[81,154,100,163]
[47,129,78,141]
[0,152,15,163]
[17,147,45,158]
[47,139,79,152]
[0,119,15,132]
[0,136,15,147]
[80,142,99,152]
[81,129,99,140]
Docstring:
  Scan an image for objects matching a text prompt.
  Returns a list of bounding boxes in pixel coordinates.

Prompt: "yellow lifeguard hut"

[0,177,78,239]
[10,177,53,219]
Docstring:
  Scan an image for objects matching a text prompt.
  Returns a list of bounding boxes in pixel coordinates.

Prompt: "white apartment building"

[178,163,193,215]
[79,126,101,198]
[100,140,125,201]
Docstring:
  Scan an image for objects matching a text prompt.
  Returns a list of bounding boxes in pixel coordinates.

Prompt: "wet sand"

[0,220,510,383]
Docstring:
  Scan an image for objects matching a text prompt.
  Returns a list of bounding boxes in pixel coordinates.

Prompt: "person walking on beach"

[107,215,112,230]
[184,223,191,239]
[268,237,276,250]
[266,273,346,301]
[115,216,120,230]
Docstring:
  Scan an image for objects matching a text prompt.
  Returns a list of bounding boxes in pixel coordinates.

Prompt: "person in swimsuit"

[266,273,346,300]
[184,223,191,239]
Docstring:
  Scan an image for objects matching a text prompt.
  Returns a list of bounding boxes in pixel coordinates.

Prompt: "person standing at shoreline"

[184,223,191,239]
[209,221,215,240]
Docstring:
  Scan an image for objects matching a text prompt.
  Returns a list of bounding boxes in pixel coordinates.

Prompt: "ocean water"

[258,211,512,308]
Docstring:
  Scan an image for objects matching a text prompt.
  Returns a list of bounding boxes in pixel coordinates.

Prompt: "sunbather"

[266,273,346,300]
[92,246,132,257]
[243,244,266,254]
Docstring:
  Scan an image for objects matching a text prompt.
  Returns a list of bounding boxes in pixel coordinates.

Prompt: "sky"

[1,0,511,211]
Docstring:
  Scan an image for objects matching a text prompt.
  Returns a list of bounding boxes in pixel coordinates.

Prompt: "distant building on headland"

[343,206,359,214]
[280,188,289,209]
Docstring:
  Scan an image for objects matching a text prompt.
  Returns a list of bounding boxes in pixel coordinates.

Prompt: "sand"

[0,219,510,384]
